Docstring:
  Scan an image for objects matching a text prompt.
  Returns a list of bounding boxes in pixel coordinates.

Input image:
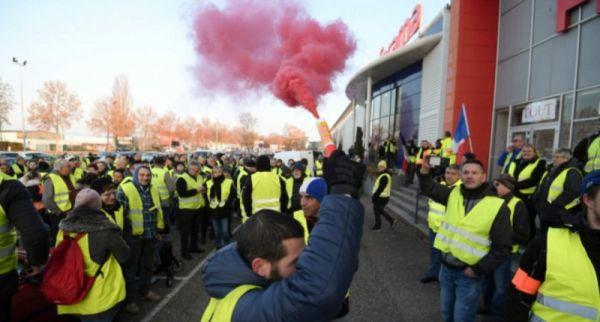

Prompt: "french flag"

[452,104,472,156]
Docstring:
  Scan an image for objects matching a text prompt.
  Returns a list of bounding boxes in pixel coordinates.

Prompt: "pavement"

[127,195,443,322]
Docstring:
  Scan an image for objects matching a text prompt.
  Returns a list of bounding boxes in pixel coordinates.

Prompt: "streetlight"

[12,57,27,151]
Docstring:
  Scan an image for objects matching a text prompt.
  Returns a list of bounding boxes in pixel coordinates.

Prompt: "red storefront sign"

[379,4,422,56]
[556,0,600,32]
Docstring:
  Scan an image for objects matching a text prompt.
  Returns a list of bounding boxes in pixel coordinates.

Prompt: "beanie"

[291,162,306,172]
[299,178,327,203]
[494,174,516,192]
[256,155,271,172]
[581,170,600,196]
[74,188,102,209]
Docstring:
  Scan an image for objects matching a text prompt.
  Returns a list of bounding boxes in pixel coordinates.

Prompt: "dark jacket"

[176,173,207,215]
[511,157,546,199]
[287,176,305,213]
[372,171,390,201]
[505,216,600,322]
[418,172,513,275]
[202,195,364,321]
[501,193,530,246]
[208,176,236,219]
[533,159,583,225]
[573,131,600,170]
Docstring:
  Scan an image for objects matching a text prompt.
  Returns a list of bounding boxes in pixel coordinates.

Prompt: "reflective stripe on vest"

[48,172,75,212]
[151,167,170,201]
[315,160,323,176]
[121,182,164,236]
[178,173,205,210]
[531,228,600,322]
[584,136,600,173]
[11,164,24,175]
[506,197,522,254]
[508,158,541,195]
[73,167,85,182]
[56,231,126,315]
[201,284,261,322]
[433,186,504,265]
[427,181,461,233]
[207,178,233,209]
[546,167,582,210]
[250,172,282,214]
[0,173,17,275]
[373,173,392,198]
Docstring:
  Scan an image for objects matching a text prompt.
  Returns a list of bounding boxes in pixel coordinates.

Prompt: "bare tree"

[0,78,15,137]
[135,105,157,150]
[239,112,258,149]
[283,124,308,150]
[109,76,135,147]
[87,97,113,150]
[153,111,178,148]
[28,80,81,149]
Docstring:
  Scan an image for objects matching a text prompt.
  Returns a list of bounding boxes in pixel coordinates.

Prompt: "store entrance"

[510,125,558,161]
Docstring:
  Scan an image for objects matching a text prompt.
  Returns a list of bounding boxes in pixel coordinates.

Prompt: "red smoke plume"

[192,0,356,119]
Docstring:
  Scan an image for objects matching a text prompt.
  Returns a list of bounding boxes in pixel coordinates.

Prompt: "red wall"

[444,0,499,171]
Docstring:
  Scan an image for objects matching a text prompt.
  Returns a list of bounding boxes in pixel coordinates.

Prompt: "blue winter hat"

[580,170,600,196]
[299,178,327,203]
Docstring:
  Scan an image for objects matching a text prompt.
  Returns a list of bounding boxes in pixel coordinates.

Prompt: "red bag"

[42,232,103,305]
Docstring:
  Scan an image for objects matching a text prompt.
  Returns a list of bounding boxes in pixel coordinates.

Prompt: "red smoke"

[192,0,356,119]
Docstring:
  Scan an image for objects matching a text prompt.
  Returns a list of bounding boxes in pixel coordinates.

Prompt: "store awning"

[345,33,443,103]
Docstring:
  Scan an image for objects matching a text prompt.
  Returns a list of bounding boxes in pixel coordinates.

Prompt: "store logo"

[379,4,422,56]
[556,0,600,32]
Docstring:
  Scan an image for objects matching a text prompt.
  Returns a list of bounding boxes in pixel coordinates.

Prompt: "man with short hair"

[533,148,583,234]
[506,170,600,321]
[371,160,397,230]
[10,156,27,179]
[42,159,78,243]
[236,159,255,223]
[176,161,206,259]
[152,156,172,226]
[419,159,512,322]
[201,151,365,321]
[498,133,525,173]
[242,155,288,216]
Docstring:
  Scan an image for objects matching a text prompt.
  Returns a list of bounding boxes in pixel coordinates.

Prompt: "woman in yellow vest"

[56,189,130,322]
[207,167,235,249]
[507,170,600,321]
[176,161,206,260]
[91,177,125,231]
[371,160,398,230]
[286,163,307,214]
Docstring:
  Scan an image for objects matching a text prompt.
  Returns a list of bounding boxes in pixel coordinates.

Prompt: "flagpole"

[462,104,474,152]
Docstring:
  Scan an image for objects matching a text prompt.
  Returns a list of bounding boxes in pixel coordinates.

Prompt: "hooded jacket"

[201,195,364,322]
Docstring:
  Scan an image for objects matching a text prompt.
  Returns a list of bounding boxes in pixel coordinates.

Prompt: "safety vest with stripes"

[508,158,542,195]
[434,186,504,265]
[120,181,164,236]
[201,284,261,322]
[315,160,324,176]
[72,167,85,182]
[372,173,392,198]
[101,206,124,230]
[506,196,522,254]
[0,173,17,275]
[250,172,282,215]
[502,150,522,174]
[178,173,205,210]
[440,137,456,165]
[531,228,599,322]
[47,172,76,212]
[11,164,25,177]
[542,167,582,210]
[584,136,600,174]
[151,166,170,202]
[207,178,233,209]
[427,180,461,233]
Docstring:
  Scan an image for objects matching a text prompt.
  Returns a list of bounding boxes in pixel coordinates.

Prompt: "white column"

[365,77,373,161]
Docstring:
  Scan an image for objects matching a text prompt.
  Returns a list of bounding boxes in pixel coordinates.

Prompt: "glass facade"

[370,63,422,146]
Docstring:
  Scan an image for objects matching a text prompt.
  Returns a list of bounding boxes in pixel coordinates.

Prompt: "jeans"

[424,229,442,279]
[483,258,512,320]
[124,237,156,302]
[439,264,484,322]
[212,217,230,248]
[372,198,394,228]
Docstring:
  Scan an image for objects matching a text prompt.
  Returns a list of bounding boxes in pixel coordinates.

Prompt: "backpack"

[42,232,104,305]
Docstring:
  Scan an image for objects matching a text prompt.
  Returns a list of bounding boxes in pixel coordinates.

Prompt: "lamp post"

[12,57,27,151]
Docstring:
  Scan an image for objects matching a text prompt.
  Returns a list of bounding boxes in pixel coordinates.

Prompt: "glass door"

[531,129,556,161]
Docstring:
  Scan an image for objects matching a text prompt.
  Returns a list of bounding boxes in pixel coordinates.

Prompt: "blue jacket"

[497,148,522,168]
[201,194,364,322]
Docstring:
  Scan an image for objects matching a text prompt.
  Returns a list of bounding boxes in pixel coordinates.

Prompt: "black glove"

[323,150,365,199]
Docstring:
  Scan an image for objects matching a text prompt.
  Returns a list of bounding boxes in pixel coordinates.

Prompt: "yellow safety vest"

[584,136,600,174]
[0,173,17,275]
[542,167,582,210]
[502,150,522,174]
[101,206,125,230]
[286,177,307,209]
[271,167,282,176]
[315,160,324,176]
[11,164,26,176]
[434,186,504,265]
[427,180,461,233]
[48,173,76,212]
[505,196,522,254]
[293,210,309,244]
[237,170,248,221]
[201,284,261,322]
[120,181,164,236]
[385,141,397,154]
[304,168,313,178]
[56,231,125,316]
[178,173,205,210]
[250,172,282,215]
[201,166,213,177]
[440,137,456,165]
[207,178,233,209]
[531,228,600,322]
[508,158,542,195]
[372,173,392,198]
[73,167,85,182]
[151,167,170,202]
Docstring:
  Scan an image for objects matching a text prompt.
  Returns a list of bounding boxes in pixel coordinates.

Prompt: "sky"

[0,0,448,141]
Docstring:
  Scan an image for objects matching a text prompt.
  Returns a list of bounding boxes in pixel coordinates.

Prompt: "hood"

[59,206,121,233]
[256,155,271,172]
[133,165,150,186]
[201,243,270,299]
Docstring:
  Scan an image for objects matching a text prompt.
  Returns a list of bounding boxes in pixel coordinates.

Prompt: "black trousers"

[124,237,156,302]
[0,270,18,322]
[177,209,201,253]
[373,198,394,228]
[48,212,66,245]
